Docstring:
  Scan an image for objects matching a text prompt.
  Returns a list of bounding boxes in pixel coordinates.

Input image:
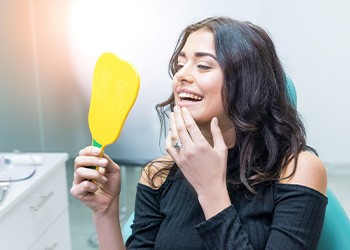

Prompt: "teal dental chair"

[285,77,350,249]
[122,77,350,249]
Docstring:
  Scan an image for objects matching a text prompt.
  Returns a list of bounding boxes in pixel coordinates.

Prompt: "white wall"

[255,0,350,164]
[67,0,261,163]
[1,0,349,165]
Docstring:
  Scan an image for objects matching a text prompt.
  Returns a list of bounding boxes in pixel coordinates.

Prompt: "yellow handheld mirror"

[88,53,140,162]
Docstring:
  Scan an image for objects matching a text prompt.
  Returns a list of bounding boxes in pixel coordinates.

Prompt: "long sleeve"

[125,183,164,249]
[194,183,327,250]
[125,162,327,250]
[195,205,254,249]
[265,184,327,249]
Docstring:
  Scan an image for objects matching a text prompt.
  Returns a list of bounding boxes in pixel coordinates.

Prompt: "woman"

[71,17,327,249]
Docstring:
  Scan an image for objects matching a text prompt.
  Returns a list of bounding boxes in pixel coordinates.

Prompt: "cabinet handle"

[44,242,58,249]
[30,191,55,211]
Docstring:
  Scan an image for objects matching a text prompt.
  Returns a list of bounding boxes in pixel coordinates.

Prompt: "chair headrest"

[286,76,297,108]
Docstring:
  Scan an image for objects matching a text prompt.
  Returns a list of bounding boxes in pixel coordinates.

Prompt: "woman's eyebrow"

[178,51,217,60]
[194,52,217,60]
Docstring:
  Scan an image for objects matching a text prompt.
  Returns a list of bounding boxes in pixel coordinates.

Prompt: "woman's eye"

[197,64,211,70]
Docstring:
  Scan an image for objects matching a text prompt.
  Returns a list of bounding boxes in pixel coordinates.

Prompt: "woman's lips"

[178,92,203,101]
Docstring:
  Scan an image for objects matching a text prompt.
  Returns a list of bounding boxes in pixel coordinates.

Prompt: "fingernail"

[174,105,179,111]
[214,117,218,125]
[181,107,187,112]
[98,158,108,166]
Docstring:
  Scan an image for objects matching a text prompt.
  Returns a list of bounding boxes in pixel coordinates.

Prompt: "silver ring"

[173,141,183,151]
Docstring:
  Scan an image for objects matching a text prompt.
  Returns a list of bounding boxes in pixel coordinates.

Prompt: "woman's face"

[172,28,232,130]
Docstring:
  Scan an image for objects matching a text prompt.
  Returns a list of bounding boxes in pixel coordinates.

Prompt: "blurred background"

[1,0,349,164]
[1,0,349,249]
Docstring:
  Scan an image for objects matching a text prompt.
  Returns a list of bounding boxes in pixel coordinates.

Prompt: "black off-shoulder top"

[126,147,327,250]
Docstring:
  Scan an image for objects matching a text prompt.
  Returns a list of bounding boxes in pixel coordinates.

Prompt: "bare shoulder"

[139,155,174,189]
[280,151,327,195]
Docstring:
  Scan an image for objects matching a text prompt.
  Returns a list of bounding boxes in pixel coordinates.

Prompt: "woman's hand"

[166,106,231,218]
[70,146,121,216]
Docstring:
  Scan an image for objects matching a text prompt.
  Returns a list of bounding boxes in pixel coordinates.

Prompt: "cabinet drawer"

[0,165,69,249]
[30,209,71,250]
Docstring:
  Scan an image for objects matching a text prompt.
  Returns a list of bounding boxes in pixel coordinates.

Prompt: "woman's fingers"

[168,106,227,157]
[166,117,179,156]
[70,179,98,199]
[181,107,206,144]
[169,112,180,143]
[73,166,107,185]
[166,112,184,155]
[78,146,102,157]
[74,155,108,170]
[71,159,109,201]
[173,106,192,144]
[168,106,212,153]
[210,117,227,152]
[73,146,110,192]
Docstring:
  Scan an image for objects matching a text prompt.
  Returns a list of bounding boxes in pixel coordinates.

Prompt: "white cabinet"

[0,153,71,250]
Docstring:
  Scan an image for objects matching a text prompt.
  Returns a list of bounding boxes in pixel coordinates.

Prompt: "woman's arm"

[195,151,327,250]
[264,151,327,249]
[94,203,125,250]
[70,146,125,250]
[125,159,170,248]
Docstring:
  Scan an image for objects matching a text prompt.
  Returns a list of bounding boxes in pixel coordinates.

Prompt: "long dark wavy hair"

[146,17,306,193]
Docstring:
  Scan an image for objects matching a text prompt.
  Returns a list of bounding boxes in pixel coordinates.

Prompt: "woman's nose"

[175,65,195,84]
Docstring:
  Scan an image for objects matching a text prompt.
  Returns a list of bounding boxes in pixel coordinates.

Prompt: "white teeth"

[178,92,203,101]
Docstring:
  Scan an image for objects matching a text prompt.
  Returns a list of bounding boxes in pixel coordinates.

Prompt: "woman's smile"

[177,88,204,106]
[172,28,229,127]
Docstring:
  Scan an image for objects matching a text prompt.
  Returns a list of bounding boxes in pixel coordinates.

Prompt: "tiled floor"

[66,160,350,249]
